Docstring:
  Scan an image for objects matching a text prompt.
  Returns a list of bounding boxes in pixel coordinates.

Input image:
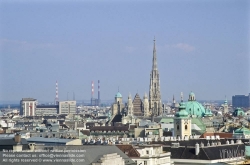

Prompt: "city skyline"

[0,0,249,103]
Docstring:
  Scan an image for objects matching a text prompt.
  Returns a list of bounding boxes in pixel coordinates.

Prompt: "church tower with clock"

[174,102,192,138]
[149,38,163,116]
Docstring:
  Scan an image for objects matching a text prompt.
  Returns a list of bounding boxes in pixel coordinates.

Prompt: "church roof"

[184,100,206,117]
[189,92,195,96]
[204,109,213,117]
[175,102,189,118]
[232,108,245,117]
[234,126,250,135]
[132,93,143,116]
[115,92,122,98]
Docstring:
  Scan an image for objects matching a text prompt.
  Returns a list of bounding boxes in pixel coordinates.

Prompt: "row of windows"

[176,125,188,130]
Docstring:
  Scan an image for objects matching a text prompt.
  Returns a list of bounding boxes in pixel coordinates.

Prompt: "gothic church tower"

[149,38,163,116]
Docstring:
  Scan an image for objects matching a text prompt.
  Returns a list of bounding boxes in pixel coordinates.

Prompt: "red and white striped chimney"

[91,81,94,98]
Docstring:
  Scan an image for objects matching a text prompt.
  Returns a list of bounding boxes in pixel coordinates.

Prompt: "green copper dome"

[184,92,206,117]
[185,101,206,117]
[232,108,245,117]
[115,92,122,98]
[234,127,250,135]
[175,102,189,118]
[204,109,213,117]
[189,92,195,96]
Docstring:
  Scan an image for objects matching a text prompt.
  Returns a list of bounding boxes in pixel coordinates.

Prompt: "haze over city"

[0,0,249,103]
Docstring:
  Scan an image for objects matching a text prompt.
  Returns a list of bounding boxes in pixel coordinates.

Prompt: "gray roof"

[36,105,59,108]
[0,145,136,165]
[26,137,75,143]
[0,137,28,146]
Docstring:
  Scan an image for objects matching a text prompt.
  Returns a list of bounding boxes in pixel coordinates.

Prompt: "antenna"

[73,92,75,100]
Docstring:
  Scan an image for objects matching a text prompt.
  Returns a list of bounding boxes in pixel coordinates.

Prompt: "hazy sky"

[0,0,249,103]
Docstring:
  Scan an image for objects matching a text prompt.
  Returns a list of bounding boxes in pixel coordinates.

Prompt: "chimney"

[200,142,204,148]
[14,133,21,143]
[98,80,100,106]
[195,143,200,155]
[28,143,35,151]
[75,121,77,130]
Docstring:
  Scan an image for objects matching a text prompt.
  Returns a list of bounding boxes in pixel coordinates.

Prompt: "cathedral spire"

[173,95,175,103]
[152,37,158,70]
[149,37,162,117]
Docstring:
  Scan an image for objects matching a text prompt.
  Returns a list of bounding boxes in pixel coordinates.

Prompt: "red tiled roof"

[116,144,140,157]
[200,132,233,138]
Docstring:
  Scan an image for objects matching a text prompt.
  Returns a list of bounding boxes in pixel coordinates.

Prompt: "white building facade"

[133,145,172,165]
[20,98,37,116]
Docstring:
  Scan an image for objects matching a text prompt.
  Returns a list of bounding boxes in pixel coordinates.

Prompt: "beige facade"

[174,118,191,138]
[143,93,150,117]
[112,94,124,115]
[59,101,76,114]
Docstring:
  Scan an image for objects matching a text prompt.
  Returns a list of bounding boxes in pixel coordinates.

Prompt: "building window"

[177,125,179,130]
[146,150,149,154]
[144,161,147,165]
[185,125,187,130]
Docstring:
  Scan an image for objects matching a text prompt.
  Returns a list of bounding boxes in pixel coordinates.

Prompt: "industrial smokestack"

[91,81,94,98]
[98,80,100,106]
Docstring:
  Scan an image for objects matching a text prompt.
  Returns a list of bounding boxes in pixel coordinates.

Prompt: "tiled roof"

[170,144,245,160]
[152,138,249,147]
[200,132,233,138]
[116,144,140,157]
[80,130,90,136]
[90,126,129,132]
[132,93,143,116]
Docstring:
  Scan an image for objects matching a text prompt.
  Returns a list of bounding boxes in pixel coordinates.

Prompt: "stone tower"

[127,94,133,116]
[149,38,162,116]
[223,98,228,114]
[143,93,149,117]
[174,102,191,139]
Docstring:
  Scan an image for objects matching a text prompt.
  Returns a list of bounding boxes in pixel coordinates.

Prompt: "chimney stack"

[91,81,94,99]
[98,80,100,106]
[14,133,21,143]
[195,143,200,155]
